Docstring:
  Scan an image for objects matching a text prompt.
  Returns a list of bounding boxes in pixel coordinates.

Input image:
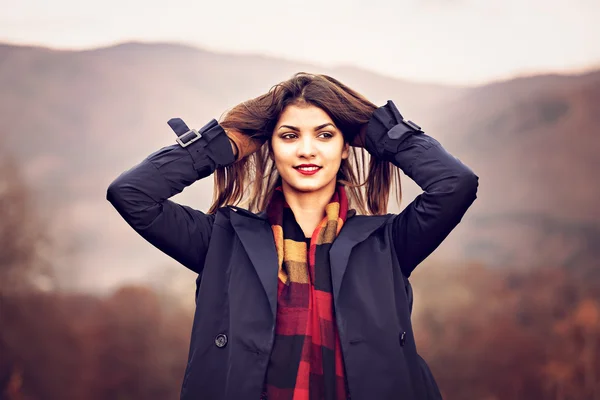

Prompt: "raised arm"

[106,119,236,274]
[364,100,479,277]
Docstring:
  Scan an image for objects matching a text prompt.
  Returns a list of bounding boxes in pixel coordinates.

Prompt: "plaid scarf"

[262,184,349,400]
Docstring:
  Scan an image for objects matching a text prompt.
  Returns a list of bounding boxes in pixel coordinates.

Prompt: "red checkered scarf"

[262,184,349,400]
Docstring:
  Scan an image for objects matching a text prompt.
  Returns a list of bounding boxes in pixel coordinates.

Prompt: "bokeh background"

[1,1,599,399]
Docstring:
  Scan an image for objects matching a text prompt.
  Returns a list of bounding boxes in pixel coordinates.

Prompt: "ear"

[341,142,350,160]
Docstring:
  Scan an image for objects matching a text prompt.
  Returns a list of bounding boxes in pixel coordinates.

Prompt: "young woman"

[107,72,479,400]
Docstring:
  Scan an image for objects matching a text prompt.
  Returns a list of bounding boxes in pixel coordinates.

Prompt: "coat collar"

[228,206,278,317]
[228,206,389,317]
[329,214,389,301]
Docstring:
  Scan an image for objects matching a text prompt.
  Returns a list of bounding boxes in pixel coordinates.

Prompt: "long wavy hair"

[209,72,402,215]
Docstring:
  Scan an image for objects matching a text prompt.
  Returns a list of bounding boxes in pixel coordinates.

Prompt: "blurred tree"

[0,149,192,399]
[0,151,52,294]
[78,285,191,400]
[0,149,83,399]
[412,261,600,400]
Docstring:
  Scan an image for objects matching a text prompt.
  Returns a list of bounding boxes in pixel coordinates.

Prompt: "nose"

[297,135,316,158]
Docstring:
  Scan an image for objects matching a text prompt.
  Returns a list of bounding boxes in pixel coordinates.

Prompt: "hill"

[0,41,597,290]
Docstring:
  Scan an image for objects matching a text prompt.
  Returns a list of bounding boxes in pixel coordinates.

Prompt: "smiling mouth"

[294,165,322,175]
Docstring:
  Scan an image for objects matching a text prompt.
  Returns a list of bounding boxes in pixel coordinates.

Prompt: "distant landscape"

[1,41,599,399]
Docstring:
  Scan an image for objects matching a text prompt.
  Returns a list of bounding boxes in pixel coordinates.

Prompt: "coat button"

[215,333,228,348]
[399,331,406,347]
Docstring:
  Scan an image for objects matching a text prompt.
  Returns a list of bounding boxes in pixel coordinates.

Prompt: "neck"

[281,181,336,238]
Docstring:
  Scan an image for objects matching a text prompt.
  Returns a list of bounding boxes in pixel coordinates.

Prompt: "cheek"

[271,144,293,169]
[324,144,346,164]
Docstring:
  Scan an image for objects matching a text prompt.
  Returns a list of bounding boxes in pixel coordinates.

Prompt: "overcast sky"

[0,0,597,84]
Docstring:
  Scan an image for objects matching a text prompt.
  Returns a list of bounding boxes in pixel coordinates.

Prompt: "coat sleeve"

[106,119,236,274]
[364,100,479,277]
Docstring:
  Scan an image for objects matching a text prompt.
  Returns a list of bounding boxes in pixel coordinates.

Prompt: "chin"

[281,176,336,194]
[288,182,326,193]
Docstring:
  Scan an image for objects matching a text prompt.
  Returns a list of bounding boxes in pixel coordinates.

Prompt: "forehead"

[276,104,333,127]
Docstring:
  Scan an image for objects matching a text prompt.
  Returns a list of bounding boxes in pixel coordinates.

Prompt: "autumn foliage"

[412,261,600,399]
[1,152,599,400]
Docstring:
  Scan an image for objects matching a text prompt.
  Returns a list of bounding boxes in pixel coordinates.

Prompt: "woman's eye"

[281,133,297,140]
[318,131,333,139]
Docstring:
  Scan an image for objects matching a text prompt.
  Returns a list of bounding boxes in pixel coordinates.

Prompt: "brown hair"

[209,72,402,215]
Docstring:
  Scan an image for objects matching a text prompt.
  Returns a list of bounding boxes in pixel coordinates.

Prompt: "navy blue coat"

[106,101,479,400]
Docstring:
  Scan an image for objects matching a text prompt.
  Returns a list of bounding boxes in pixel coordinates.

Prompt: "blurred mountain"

[0,41,598,291]
[431,69,600,269]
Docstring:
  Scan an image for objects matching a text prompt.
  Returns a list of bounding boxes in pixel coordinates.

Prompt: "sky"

[0,0,598,85]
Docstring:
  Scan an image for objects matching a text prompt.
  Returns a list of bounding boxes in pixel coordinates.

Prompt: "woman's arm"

[106,119,236,274]
[363,100,479,277]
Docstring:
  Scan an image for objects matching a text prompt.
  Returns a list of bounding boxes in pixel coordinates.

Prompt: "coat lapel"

[229,208,278,318]
[330,214,391,302]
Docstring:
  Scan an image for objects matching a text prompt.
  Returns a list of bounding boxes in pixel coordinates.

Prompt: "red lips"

[294,164,321,176]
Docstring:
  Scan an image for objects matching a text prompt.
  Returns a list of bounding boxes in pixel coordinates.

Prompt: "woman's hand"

[226,129,266,161]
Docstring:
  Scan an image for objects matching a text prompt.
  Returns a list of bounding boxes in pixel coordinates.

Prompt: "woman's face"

[271,104,349,195]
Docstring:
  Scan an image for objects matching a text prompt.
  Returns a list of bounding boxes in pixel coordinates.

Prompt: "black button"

[215,333,228,348]
[399,331,406,347]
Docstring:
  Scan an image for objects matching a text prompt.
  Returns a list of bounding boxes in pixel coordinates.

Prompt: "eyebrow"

[277,123,336,131]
